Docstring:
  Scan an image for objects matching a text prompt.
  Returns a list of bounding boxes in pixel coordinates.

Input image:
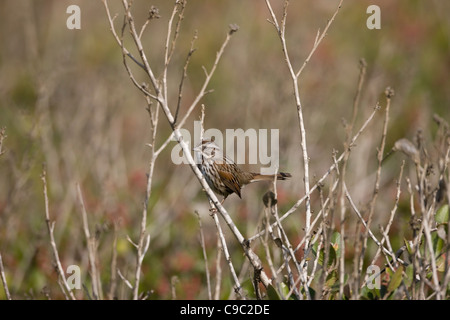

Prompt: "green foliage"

[312,231,341,268]
[387,265,403,294]
[435,205,449,226]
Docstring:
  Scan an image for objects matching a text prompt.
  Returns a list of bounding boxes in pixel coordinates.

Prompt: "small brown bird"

[193,138,291,202]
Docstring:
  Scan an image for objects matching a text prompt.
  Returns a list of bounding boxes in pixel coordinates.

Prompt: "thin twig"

[210,209,244,299]
[261,210,282,298]
[171,26,235,130]
[195,211,212,300]
[370,161,405,267]
[101,0,146,70]
[337,59,367,298]
[174,32,197,125]
[131,99,157,300]
[139,6,160,39]
[163,0,186,100]
[0,252,11,300]
[358,88,394,288]
[0,130,8,299]
[76,184,102,300]
[118,269,133,290]
[41,166,76,300]
[295,0,344,78]
[0,127,6,157]
[107,221,119,300]
[422,203,442,299]
[345,184,406,266]
[213,236,223,300]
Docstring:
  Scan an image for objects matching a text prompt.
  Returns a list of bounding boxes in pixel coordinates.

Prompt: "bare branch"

[41,166,76,300]
[0,252,11,300]
[0,127,6,157]
[296,0,344,78]
[77,184,102,300]
[101,0,146,70]
[174,31,197,125]
[195,211,212,300]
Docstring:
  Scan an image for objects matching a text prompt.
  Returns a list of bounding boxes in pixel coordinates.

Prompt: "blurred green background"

[0,0,449,299]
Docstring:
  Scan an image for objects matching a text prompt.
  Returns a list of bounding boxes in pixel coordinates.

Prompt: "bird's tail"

[251,172,291,182]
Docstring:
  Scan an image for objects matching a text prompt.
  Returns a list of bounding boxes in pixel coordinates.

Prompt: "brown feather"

[218,170,242,198]
[250,172,292,182]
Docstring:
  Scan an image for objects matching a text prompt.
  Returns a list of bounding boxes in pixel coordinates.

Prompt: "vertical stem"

[77,184,102,300]
[133,101,158,300]
[358,89,394,289]
[0,252,11,300]
[41,167,76,300]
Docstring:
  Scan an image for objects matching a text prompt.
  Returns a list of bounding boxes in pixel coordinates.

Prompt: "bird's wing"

[216,165,242,198]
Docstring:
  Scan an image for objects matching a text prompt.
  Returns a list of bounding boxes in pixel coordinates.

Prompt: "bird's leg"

[208,197,226,215]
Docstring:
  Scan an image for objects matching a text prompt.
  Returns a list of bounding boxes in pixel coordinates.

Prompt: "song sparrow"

[193,138,291,201]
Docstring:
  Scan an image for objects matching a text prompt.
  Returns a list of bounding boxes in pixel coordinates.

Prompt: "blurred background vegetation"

[0,0,449,299]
